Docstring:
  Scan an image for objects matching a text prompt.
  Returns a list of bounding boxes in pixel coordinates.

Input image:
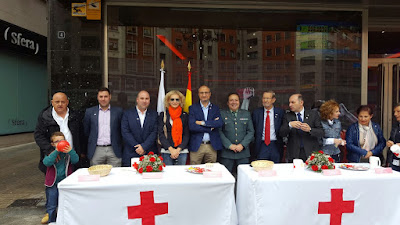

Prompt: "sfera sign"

[0,19,46,57]
[4,27,40,54]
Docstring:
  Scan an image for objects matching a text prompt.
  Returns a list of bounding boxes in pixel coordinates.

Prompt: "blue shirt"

[201,101,211,142]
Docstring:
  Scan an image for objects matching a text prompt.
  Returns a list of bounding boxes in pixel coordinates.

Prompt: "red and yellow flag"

[184,62,192,113]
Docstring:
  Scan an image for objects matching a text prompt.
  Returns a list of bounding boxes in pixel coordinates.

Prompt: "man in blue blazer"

[189,85,223,164]
[252,91,284,163]
[83,87,123,167]
[121,90,158,166]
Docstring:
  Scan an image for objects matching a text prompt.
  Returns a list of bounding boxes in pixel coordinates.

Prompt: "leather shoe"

[41,213,49,224]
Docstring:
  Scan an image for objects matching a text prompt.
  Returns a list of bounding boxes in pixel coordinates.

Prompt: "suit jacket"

[121,107,158,166]
[219,109,254,159]
[34,106,83,173]
[83,105,123,160]
[188,102,223,151]
[158,110,190,150]
[252,107,284,157]
[279,109,324,161]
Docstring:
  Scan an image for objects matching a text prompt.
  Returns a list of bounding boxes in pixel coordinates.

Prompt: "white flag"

[157,68,166,115]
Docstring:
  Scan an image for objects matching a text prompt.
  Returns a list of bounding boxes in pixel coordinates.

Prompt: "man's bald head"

[51,92,69,116]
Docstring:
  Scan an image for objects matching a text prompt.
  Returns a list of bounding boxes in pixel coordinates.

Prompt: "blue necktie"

[297,113,304,148]
[297,113,303,122]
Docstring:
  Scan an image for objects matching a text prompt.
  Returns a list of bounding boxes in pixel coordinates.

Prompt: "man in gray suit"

[219,93,255,173]
[280,93,324,162]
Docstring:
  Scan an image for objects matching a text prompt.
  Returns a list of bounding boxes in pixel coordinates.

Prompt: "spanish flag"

[184,62,192,113]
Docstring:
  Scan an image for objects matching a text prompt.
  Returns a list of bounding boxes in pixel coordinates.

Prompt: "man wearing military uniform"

[219,93,255,173]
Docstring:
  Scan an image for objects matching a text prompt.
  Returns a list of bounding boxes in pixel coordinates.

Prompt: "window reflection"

[107,7,361,121]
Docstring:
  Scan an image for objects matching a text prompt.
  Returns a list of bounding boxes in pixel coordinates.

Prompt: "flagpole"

[157,60,166,115]
[184,61,192,113]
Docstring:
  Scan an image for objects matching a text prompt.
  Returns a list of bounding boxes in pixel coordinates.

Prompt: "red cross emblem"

[318,189,355,225]
[127,191,168,225]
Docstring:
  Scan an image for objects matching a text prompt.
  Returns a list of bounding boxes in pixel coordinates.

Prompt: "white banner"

[57,165,237,225]
[237,164,400,225]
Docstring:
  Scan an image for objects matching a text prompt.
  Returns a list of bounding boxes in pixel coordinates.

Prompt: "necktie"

[297,113,304,148]
[297,113,303,122]
[264,110,270,146]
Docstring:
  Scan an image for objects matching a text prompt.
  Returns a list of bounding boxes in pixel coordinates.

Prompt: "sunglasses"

[170,98,180,102]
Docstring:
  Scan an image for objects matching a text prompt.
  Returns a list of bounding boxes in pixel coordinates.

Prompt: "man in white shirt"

[121,90,158,166]
[34,92,84,224]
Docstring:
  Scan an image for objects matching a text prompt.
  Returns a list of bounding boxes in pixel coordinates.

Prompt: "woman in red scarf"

[158,90,189,165]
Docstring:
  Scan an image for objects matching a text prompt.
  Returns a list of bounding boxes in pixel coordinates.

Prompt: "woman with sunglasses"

[158,90,189,165]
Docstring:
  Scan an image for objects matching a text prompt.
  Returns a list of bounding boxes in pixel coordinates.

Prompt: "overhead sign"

[87,0,101,20]
[72,3,86,17]
[0,19,46,57]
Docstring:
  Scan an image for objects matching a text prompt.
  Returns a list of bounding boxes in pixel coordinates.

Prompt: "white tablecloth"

[57,164,237,225]
[237,164,400,225]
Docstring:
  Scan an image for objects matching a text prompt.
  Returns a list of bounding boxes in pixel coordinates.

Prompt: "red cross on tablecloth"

[127,191,168,225]
[318,189,355,225]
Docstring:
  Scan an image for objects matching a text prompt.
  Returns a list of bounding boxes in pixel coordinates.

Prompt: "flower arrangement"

[132,151,166,173]
[305,151,335,172]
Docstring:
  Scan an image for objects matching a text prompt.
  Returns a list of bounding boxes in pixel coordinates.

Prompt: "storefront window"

[107,6,362,119]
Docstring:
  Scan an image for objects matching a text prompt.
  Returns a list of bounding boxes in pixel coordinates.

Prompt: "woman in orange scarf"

[158,90,189,165]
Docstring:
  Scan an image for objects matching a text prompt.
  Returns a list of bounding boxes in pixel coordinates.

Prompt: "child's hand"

[63,145,72,153]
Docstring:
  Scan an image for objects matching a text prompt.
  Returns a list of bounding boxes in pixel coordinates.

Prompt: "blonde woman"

[158,90,189,165]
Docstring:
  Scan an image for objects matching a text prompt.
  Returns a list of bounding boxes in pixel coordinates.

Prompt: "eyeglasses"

[170,98,180,102]
[51,140,63,144]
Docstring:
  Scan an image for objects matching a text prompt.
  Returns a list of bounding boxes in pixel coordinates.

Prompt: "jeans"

[162,153,188,165]
[45,185,59,223]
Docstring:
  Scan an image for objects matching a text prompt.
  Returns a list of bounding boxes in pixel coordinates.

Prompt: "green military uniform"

[219,109,255,172]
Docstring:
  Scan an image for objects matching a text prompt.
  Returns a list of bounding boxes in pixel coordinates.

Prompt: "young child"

[43,131,79,223]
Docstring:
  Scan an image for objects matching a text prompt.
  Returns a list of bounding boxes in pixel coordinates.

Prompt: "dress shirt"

[200,101,211,142]
[97,105,111,145]
[136,106,147,128]
[52,107,74,148]
[262,107,276,141]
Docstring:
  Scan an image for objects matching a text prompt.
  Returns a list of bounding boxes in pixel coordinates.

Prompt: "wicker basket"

[88,164,113,177]
[251,160,274,172]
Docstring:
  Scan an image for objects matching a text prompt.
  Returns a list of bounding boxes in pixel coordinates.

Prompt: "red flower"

[148,151,154,155]
[310,155,315,160]
[158,166,163,171]
[318,150,324,154]
[159,156,163,161]
[146,166,153,172]
[138,168,143,173]
[328,157,334,163]
[333,165,336,169]
[305,161,309,165]
[132,162,139,170]
[150,157,156,162]
[321,165,328,170]
[139,156,144,161]
[311,165,318,171]
[163,163,166,167]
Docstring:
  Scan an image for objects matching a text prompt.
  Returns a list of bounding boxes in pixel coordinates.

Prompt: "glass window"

[107,6,362,114]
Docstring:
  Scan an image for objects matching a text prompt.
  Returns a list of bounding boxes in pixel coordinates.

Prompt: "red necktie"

[264,110,270,146]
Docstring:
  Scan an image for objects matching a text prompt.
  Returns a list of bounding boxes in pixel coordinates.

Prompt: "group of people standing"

[34,85,400,223]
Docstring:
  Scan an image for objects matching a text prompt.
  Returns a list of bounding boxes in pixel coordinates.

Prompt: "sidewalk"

[0,132,46,225]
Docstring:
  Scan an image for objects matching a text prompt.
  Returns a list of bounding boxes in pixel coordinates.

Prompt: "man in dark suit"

[219,93,254,173]
[252,90,284,163]
[279,93,324,162]
[121,90,158,166]
[83,87,123,167]
[189,85,223,164]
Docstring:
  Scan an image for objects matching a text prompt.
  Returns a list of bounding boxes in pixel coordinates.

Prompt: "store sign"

[0,19,46,57]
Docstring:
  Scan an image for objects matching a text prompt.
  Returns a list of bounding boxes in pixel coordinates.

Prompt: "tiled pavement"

[0,133,46,225]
